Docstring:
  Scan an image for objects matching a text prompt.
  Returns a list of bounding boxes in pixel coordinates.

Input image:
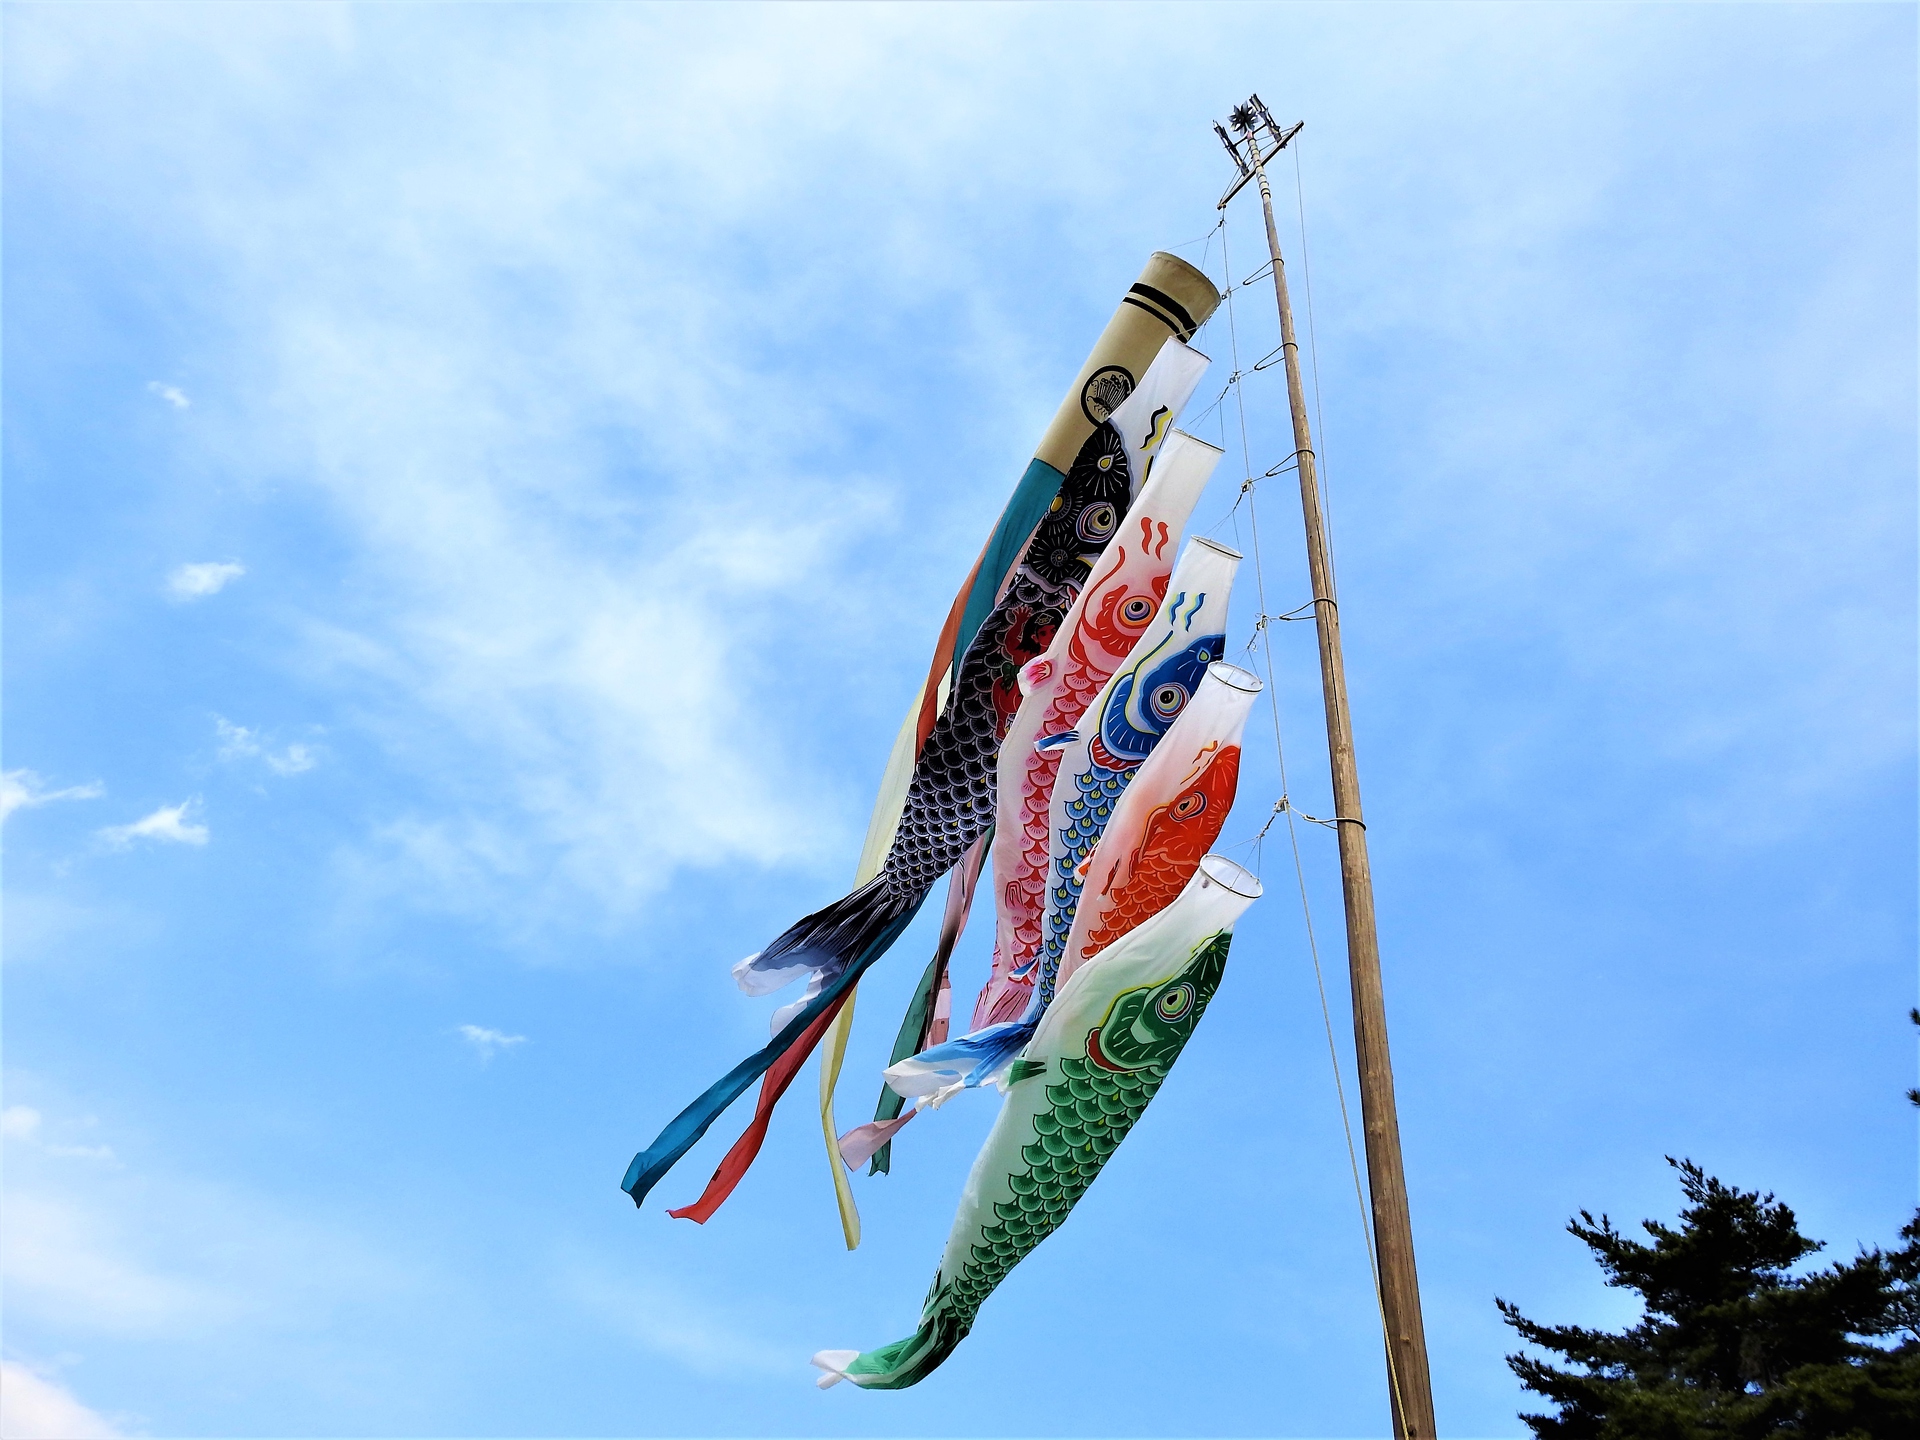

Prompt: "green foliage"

[1498,1160,1920,1438]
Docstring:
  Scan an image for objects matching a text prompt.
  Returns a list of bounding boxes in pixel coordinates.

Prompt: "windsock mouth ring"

[1197,853,1264,899]
[1190,536,1244,560]
[1205,660,1263,693]
[1168,427,1225,456]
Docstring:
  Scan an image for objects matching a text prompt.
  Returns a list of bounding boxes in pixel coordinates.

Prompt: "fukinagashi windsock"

[880,536,1241,1101]
[1058,661,1260,991]
[975,431,1224,1034]
[811,855,1263,1391]
[623,328,1215,1216]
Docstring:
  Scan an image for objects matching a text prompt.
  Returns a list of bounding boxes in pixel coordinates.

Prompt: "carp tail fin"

[807,1310,968,1391]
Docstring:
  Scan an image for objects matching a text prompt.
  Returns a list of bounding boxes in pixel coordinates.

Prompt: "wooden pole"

[1245,131,1439,1439]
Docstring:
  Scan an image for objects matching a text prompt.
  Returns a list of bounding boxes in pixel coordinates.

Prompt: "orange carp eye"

[1121,596,1153,624]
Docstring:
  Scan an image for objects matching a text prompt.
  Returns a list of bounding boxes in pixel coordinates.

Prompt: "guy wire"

[1219,218,1397,1396]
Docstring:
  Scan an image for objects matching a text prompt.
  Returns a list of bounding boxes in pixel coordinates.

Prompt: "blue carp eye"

[1150,683,1188,720]
[1076,502,1117,542]
[1156,985,1194,1021]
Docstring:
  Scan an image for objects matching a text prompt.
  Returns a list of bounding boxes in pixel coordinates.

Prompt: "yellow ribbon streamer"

[819,682,932,1248]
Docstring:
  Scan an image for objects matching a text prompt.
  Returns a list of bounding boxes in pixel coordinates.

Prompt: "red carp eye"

[1172,791,1207,819]
[1121,597,1154,625]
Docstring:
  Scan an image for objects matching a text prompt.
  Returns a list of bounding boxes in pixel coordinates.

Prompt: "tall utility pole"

[1214,96,1438,1440]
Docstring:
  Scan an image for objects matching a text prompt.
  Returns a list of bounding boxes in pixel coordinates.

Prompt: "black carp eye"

[1151,683,1188,720]
[1155,984,1194,1021]
[1171,791,1206,819]
[1076,502,1117,543]
[1121,596,1154,624]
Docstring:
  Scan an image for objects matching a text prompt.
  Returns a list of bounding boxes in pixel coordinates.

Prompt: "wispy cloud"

[214,716,319,776]
[1,770,104,824]
[0,1361,122,1440]
[2,1097,410,1346]
[561,1263,791,1378]
[165,560,244,601]
[456,1025,525,1061]
[4,1105,116,1162]
[97,802,208,850]
[147,379,190,409]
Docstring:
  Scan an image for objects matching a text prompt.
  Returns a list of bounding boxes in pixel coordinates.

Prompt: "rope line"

[1222,167,1402,1427]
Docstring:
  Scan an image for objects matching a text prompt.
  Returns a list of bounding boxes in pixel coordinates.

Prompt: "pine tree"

[1497,1160,1920,1438]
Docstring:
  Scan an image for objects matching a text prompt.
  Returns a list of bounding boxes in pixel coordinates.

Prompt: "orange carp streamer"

[1057,661,1261,993]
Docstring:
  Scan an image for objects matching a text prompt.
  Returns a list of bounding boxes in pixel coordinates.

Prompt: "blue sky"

[3,3,1913,1436]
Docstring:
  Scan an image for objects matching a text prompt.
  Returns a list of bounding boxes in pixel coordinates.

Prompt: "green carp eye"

[1156,985,1194,1021]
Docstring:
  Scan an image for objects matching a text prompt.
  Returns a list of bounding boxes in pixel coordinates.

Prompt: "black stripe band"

[1129,282,1198,336]
[1121,294,1190,339]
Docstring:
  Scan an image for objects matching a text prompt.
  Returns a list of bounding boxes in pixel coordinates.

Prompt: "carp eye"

[1172,791,1207,819]
[1155,985,1194,1021]
[1076,502,1117,542]
[1121,597,1154,624]
[1151,683,1189,720]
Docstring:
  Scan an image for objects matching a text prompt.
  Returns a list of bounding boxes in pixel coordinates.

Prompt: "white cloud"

[1,770,105,825]
[97,802,208,850]
[0,1361,121,1440]
[147,379,190,409]
[165,560,244,600]
[213,717,319,776]
[4,1189,230,1336]
[268,744,317,776]
[561,1263,790,1379]
[1,1096,411,1345]
[457,1025,525,1061]
[3,1105,116,1162]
